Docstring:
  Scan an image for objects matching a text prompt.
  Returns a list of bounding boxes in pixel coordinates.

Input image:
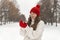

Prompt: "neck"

[32,19,34,22]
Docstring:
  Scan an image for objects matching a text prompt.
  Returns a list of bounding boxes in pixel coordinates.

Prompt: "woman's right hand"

[19,20,27,28]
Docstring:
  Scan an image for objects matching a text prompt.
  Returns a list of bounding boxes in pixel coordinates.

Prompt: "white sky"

[16,0,40,20]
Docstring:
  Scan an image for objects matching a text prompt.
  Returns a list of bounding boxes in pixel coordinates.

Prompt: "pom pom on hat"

[36,4,40,9]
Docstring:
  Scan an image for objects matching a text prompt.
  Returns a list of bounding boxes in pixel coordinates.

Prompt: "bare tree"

[38,0,54,25]
[0,0,20,25]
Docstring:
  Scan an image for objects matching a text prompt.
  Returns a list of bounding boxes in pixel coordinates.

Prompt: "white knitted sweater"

[20,20,44,40]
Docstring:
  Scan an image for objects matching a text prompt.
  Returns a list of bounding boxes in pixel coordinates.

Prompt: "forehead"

[30,12,36,15]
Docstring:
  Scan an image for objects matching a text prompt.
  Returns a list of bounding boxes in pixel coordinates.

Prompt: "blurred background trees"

[0,0,26,25]
[0,0,60,26]
[38,0,60,26]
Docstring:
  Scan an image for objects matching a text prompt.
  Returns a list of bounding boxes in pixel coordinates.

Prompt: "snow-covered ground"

[0,22,60,40]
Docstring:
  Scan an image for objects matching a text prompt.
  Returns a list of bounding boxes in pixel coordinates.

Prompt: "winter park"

[0,0,60,40]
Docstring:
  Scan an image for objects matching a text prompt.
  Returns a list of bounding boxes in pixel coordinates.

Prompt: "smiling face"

[30,12,37,20]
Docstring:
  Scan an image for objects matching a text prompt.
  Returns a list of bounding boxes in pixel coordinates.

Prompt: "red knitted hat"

[30,5,40,16]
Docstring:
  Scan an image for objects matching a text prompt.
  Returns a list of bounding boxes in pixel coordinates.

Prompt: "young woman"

[19,4,44,40]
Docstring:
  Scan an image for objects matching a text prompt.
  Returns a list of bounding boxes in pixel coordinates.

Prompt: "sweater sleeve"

[26,20,44,39]
[20,28,26,36]
[20,26,30,36]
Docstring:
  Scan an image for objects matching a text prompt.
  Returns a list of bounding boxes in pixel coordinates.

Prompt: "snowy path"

[0,22,60,40]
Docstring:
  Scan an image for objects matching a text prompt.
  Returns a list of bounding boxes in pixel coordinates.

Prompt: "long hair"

[27,16,40,30]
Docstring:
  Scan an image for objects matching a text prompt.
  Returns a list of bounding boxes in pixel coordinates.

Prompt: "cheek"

[30,13,37,18]
[34,14,37,18]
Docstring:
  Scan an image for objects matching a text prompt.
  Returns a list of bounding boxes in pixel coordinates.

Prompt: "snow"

[0,22,60,40]
[42,23,60,40]
[0,22,24,40]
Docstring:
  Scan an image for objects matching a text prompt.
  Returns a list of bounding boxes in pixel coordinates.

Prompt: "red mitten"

[19,20,27,28]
